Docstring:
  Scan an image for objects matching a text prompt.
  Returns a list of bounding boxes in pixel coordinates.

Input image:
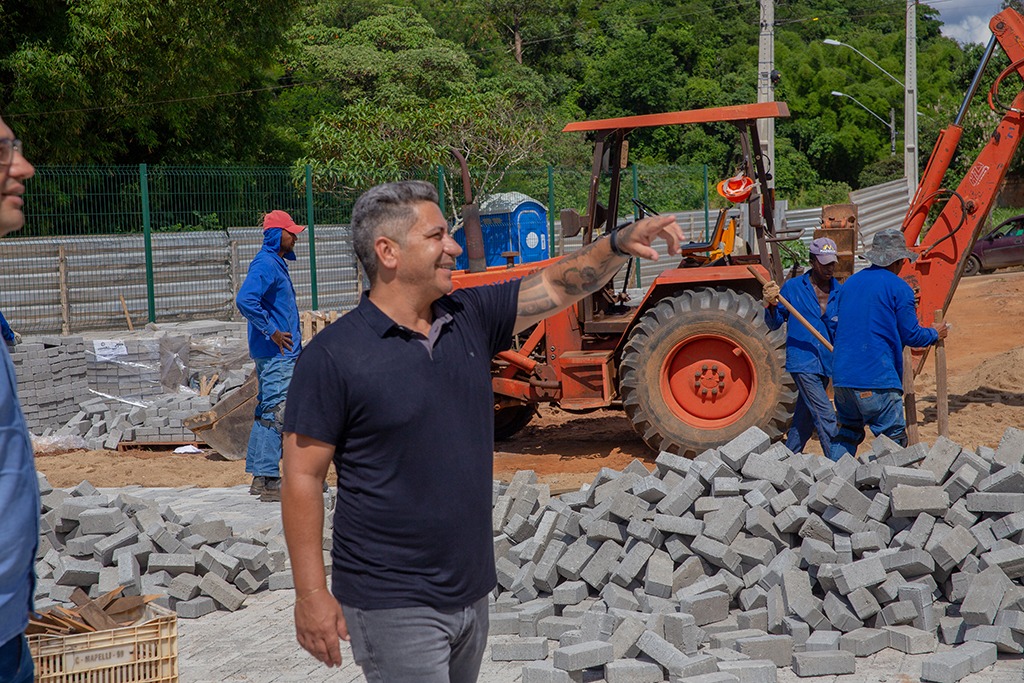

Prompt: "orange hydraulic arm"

[902,9,1024,329]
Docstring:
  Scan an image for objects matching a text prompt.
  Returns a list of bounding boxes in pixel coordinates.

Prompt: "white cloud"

[941,15,993,45]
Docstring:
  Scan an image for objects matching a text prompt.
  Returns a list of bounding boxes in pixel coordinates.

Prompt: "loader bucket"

[183,371,258,461]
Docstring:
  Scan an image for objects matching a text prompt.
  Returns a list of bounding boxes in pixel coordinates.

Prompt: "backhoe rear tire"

[494,405,536,441]
[619,287,796,456]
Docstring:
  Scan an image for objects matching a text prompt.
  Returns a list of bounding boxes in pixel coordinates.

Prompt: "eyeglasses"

[0,139,23,165]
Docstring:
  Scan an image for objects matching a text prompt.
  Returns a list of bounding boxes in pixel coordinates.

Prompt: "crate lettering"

[65,644,136,672]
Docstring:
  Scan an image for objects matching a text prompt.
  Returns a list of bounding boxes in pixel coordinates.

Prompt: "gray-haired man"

[279,180,684,681]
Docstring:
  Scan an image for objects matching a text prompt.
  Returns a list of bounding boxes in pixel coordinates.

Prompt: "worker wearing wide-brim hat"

[829,228,949,459]
[763,237,842,458]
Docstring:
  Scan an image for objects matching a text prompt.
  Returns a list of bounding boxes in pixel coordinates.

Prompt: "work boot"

[249,476,267,496]
[259,477,282,503]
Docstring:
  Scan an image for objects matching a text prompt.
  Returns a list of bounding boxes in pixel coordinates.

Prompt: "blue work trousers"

[0,634,33,683]
[786,372,837,460]
[245,355,295,478]
[830,387,906,460]
[341,596,489,683]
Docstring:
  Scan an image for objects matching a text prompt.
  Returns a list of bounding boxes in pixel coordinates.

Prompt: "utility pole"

[757,0,775,189]
[905,0,919,191]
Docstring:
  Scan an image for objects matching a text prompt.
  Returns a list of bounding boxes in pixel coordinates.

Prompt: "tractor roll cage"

[562,102,792,326]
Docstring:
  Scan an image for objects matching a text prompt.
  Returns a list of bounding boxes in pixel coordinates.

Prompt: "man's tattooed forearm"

[517,279,558,316]
[548,241,620,295]
[516,232,626,319]
[551,266,604,296]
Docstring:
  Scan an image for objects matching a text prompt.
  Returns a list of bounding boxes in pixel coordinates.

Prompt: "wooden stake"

[935,309,949,438]
[903,347,919,445]
[119,294,134,331]
[301,311,313,342]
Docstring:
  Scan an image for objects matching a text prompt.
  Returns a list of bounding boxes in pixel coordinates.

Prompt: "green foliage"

[293,6,556,207]
[1,0,304,164]
[305,91,550,200]
[3,0,1018,218]
[779,239,810,268]
[158,212,223,233]
[858,156,904,188]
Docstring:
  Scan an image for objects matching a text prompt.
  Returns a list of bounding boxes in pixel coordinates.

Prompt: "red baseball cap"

[262,210,306,234]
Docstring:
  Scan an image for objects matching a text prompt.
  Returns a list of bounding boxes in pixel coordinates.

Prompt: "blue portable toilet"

[454,192,549,269]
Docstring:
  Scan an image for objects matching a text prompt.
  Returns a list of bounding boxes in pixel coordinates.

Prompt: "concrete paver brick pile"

[11,336,88,433]
[13,322,252,448]
[32,475,316,619]
[36,425,1024,682]
[487,425,1024,682]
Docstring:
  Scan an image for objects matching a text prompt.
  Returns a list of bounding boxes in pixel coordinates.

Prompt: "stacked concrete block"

[58,391,216,447]
[13,325,252,447]
[34,474,295,619]
[480,428,1024,681]
[85,336,170,400]
[10,337,89,434]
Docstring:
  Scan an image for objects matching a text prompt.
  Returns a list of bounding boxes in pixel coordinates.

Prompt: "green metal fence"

[9,163,711,334]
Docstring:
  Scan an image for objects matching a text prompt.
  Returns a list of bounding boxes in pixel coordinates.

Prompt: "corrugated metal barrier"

[4,165,908,334]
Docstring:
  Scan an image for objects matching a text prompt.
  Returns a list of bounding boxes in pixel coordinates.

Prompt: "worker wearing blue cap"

[763,237,842,458]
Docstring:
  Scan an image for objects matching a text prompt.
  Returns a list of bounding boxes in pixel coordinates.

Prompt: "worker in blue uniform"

[763,237,841,458]
[829,228,948,459]
[0,114,39,683]
[236,210,304,502]
[0,309,18,348]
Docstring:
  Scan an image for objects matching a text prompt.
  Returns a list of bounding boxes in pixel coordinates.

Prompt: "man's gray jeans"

[342,596,489,683]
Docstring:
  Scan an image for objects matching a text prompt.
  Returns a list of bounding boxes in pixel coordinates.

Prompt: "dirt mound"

[952,345,1024,396]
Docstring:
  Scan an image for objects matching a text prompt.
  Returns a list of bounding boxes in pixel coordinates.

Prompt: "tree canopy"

[1,0,1017,206]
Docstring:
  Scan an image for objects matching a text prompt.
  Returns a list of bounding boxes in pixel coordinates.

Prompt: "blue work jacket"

[832,265,939,391]
[0,345,38,647]
[0,311,14,345]
[236,228,302,360]
[764,272,840,376]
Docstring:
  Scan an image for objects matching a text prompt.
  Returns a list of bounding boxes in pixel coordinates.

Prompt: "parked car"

[964,213,1024,276]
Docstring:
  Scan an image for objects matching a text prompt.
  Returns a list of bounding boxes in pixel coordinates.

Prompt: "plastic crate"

[29,603,178,682]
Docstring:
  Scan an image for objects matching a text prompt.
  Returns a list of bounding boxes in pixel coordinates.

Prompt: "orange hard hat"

[717,173,755,203]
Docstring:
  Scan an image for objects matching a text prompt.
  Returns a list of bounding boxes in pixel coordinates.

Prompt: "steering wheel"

[631,198,661,218]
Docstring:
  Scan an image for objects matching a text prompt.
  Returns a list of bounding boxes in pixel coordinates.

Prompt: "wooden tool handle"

[935,309,949,438]
[746,265,834,353]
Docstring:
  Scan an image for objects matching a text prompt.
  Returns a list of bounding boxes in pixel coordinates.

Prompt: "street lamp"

[831,91,897,155]
[823,39,904,87]
[823,38,917,187]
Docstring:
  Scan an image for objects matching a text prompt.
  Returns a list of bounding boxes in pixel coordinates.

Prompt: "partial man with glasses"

[0,113,39,683]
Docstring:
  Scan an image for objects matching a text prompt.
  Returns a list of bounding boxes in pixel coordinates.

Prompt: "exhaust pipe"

[450,149,487,273]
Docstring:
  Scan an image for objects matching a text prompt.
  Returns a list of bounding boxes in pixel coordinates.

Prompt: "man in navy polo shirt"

[829,228,948,459]
[762,237,841,458]
[280,180,683,681]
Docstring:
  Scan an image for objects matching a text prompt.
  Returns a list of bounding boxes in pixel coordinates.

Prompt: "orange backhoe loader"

[901,9,1024,360]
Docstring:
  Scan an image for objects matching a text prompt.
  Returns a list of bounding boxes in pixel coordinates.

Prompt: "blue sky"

[928,0,1005,45]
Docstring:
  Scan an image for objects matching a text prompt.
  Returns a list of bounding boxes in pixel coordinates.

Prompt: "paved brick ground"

[102,487,1024,682]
